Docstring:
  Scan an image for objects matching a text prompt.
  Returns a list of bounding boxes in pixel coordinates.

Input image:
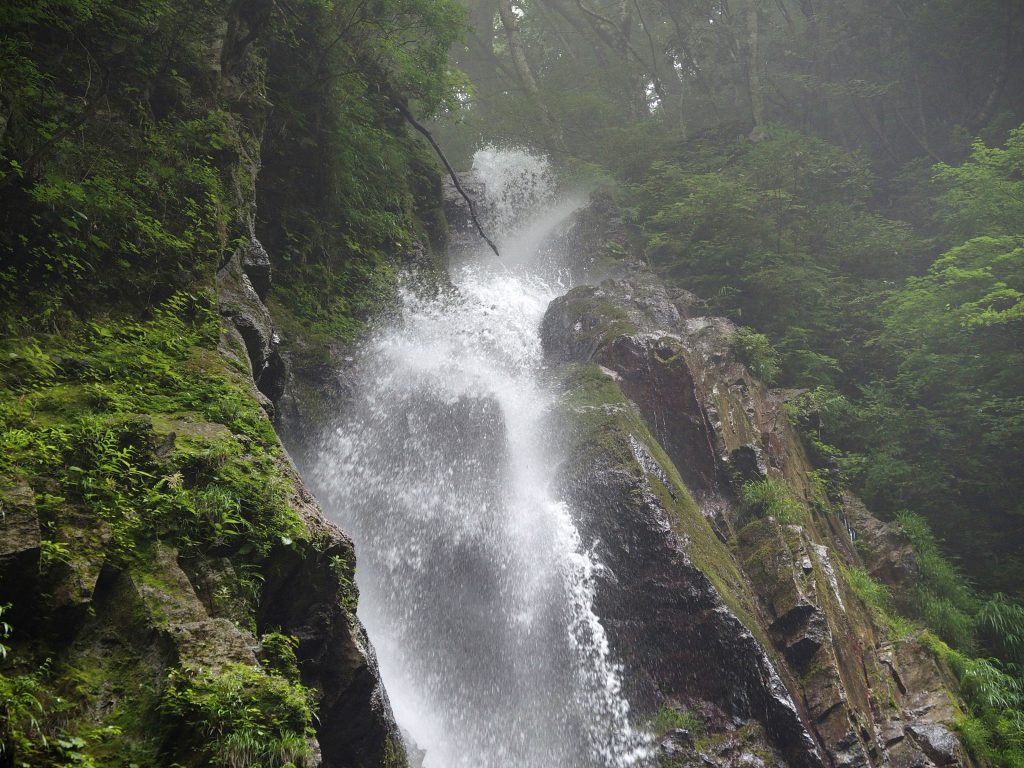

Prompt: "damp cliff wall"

[535,201,973,768]
[0,1,454,764]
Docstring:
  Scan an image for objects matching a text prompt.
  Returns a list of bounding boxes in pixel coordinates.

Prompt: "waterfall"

[312,148,652,768]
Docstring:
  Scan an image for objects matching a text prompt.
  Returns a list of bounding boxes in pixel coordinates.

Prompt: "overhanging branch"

[392,99,501,258]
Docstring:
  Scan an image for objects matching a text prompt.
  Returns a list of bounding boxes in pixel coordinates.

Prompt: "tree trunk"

[745,0,767,140]
[496,0,566,152]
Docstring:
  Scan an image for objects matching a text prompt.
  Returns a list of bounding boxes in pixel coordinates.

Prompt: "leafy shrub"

[912,591,977,652]
[260,632,302,682]
[978,595,1024,666]
[0,668,44,765]
[732,327,781,383]
[895,512,978,649]
[162,664,315,768]
[653,705,705,737]
[922,633,1024,767]
[738,477,803,524]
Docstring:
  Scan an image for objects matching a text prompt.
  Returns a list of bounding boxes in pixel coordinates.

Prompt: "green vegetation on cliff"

[1,0,461,764]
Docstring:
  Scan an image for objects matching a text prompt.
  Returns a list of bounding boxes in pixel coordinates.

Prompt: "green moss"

[840,564,916,641]
[329,551,360,615]
[557,363,767,642]
[382,735,411,768]
[563,295,638,352]
[738,477,806,525]
[692,729,730,754]
[653,704,705,737]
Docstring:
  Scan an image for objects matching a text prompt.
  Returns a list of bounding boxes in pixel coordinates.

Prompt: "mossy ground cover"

[0,294,319,765]
[652,704,705,738]
[0,293,304,561]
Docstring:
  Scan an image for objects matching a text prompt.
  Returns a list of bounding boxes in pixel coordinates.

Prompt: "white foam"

[313,149,653,768]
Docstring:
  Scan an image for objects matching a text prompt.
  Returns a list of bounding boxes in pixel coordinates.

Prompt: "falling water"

[312,148,651,768]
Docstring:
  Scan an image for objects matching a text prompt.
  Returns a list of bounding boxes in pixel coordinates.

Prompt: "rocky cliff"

[0,1,421,764]
[536,205,973,767]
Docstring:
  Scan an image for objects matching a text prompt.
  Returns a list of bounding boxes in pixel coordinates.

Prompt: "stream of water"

[313,148,651,768]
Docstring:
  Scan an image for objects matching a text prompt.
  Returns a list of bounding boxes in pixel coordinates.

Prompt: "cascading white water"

[313,148,652,768]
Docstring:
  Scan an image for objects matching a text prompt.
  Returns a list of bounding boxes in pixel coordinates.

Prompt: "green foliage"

[895,512,978,651]
[732,328,781,383]
[623,128,913,389]
[843,566,892,612]
[896,514,977,604]
[256,0,461,349]
[162,663,315,768]
[762,127,1024,594]
[0,0,240,328]
[841,565,916,640]
[0,666,45,765]
[329,553,360,614]
[738,478,803,525]
[978,595,1024,667]
[653,705,705,738]
[260,632,302,682]
[923,633,1024,767]
[39,539,72,571]
[0,293,303,566]
[856,512,1024,764]
[935,126,1024,243]
[0,615,112,767]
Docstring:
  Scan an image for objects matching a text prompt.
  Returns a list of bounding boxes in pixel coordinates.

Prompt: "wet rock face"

[542,278,721,493]
[260,528,402,768]
[217,250,287,409]
[658,721,788,768]
[538,190,635,282]
[552,369,825,768]
[565,451,825,768]
[603,334,720,491]
[541,236,971,768]
[442,172,490,253]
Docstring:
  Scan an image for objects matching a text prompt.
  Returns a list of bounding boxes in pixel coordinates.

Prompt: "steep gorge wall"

[538,205,973,768]
[0,1,436,764]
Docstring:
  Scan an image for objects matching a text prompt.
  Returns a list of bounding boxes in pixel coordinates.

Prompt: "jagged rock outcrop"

[0,326,406,767]
[209,113,407,768]
[552,364,826,768]
[218,250,287,410]
[541,254,971,767]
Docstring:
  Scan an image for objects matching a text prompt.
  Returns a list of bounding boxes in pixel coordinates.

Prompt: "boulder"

[0,482,41,617]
